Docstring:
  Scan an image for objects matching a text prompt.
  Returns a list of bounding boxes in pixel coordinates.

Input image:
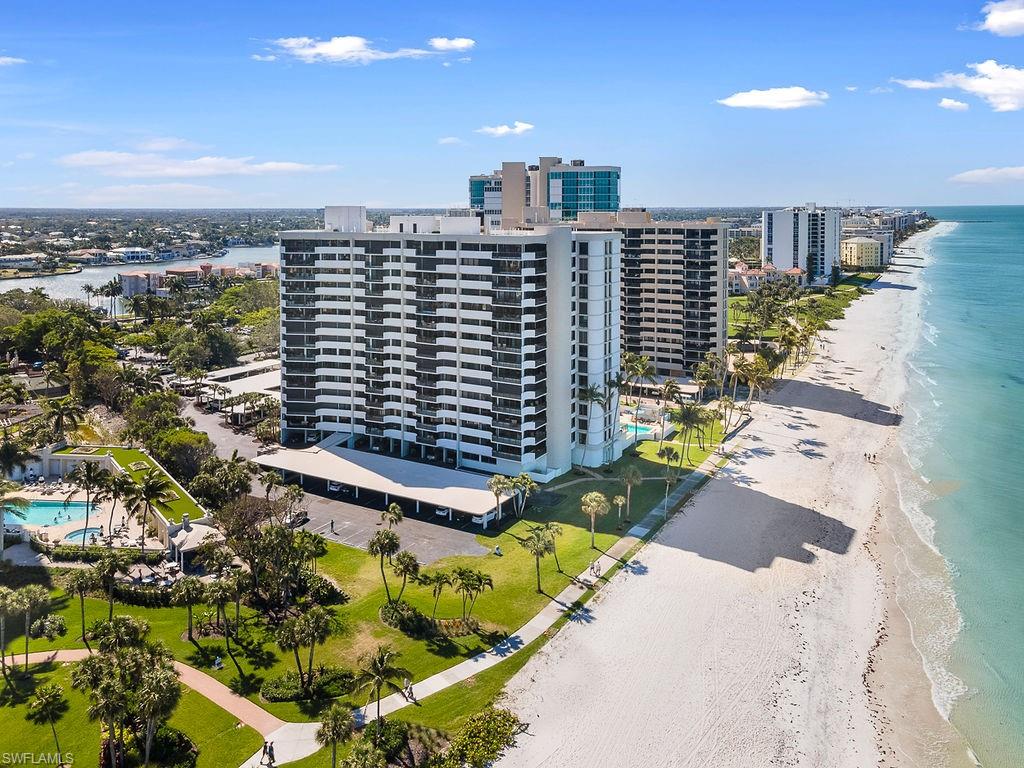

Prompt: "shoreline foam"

[497,223,972,767]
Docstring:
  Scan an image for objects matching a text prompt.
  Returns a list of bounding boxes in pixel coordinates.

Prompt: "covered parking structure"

[254,445,513,529]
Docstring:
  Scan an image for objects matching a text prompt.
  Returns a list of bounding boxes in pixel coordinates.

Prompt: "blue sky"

[1,0,1022,208]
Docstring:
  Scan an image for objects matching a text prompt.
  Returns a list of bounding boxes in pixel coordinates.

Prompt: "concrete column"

[545,226,573,472]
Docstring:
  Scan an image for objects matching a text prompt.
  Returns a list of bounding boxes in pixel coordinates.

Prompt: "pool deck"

[12,487,161,550]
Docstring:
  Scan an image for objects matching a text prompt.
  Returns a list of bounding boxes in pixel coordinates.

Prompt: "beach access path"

[497,265,928,767]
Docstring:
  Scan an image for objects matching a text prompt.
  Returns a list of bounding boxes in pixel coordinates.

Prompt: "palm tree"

[205,579,235,653]
[577,384,606,468]
[297,605,334,684]
[422,571,453,620]
[533,521,564,572]
[82,283,95,309]
[0,478,28,563]
[19,584,49,670]
[171,576,206,642]
[658,448,679,517]
[353,645,411,738]
[613,494,626,528]
[95,551,128,620]
[628,355,657,446]
[391,551,419,602]
[65,569,98,649]
[138,666,180,768]
[65,461,111,551]
[41,363,67,399]
[127,468,173,557]
[366,529,400,602]
[672,403,705,466]
[486,474,510,522]
[520,526,554,592]
[0,586,15,683]
[42,397,85,442]
[580,491,610,549]
[103,472,136,547]
[0,376,29,406]
[0,430,35,480]
[658,378,681,449]
[276,618,306,689]
[380,502,403,529]
[27,682,68,760]
[258,470,282,502]
[316,702,355,768]
[621,465,643,523]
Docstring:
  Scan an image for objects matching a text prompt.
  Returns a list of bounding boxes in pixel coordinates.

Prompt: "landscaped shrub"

[260,666,354,702]
[46,543,164,565]
[113,583,173,607]
[361,719,408,762]
[379,600,434,638]
[148,725,198,768]
[299,571,348,605]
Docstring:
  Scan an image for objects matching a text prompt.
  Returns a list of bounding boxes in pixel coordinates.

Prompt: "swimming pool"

[622,422,659,437]
[18,500,97,527]
[63,527,102,544]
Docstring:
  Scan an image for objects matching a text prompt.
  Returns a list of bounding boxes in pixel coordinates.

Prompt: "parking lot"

[300,490,488,564]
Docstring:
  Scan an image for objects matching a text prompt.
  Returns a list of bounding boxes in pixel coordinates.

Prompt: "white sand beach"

[498,225,972,768]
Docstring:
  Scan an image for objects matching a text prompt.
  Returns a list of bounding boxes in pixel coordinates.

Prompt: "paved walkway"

[18,414,757,768]
[23,649,285,737]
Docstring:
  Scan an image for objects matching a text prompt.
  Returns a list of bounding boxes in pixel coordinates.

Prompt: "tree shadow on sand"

[660,482,855,573]
[771,380,901,427]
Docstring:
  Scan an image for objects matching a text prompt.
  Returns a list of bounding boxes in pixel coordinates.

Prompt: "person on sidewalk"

[267,742,275,765]
[261,742,268,763]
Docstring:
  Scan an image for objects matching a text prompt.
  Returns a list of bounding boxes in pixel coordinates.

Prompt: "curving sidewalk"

[19,439,739,768]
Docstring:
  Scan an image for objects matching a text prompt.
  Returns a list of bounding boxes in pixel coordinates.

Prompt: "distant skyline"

[1,0,1023,208]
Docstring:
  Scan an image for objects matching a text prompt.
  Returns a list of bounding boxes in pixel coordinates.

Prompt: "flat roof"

[220,369,281,400]
[255,445,509,517]
[207,359,281,381]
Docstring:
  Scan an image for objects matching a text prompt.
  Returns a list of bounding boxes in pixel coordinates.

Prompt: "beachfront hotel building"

[572,209,729,378]
[761,203,841,283]
[470,156,621,229]
[840,236,883,270]
[278,206,623,478]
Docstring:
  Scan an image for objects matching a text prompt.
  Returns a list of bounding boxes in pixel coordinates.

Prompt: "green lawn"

[0,660,261,768]
[729,272,881,340]
[2,424,724,756]
[168,687,264,768]
[55,444,204,523]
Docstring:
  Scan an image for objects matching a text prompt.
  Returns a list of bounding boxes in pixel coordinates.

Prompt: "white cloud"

[135,136,200,152]
[428,37,475,51]
[845,85,859,92]
[938,97,970,110]
[251,54,277,62]
[475,121,535,137]
[437,136,464,145]
[978,0,1024,36]
[893,60,1024,111]
[270,36,432,64]
[949,165,1024,183]
[15,152,35,160]
[58,150,337,178]
[891,77,946,90]
[869,86,893,94]
[0,56,27,66]
[717,86,829,109]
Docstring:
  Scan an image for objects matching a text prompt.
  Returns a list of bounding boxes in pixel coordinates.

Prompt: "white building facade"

[278,209,622,479]
[761,204,841,283]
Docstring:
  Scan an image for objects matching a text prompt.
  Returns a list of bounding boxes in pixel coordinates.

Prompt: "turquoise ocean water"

[902,206,1024,766]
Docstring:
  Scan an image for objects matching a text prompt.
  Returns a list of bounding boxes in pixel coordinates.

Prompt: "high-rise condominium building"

[761,203,841,282]
[469,156,621,228]
[278,207,622,479]
[575,210,729,378]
